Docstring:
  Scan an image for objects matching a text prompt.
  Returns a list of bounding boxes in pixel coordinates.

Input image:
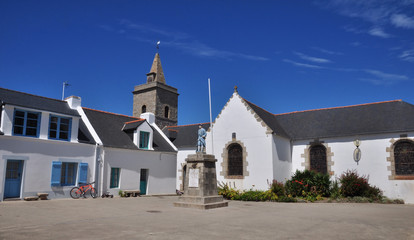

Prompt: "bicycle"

[70,182,98,199]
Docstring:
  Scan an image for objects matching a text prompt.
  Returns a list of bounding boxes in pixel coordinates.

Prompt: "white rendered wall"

[272,135,292,182]
[206,93,273,191]
[176,148,196,190]
[0,135,95,201]
[103,147,176,196]
[291,133,414,204]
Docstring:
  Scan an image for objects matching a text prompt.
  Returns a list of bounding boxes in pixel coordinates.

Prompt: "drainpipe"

[99,146,105,195]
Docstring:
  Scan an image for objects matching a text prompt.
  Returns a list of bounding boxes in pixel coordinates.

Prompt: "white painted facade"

[291,133,414,203]
[102,147,176,196]
[1,93,177,201]
[0,102,96,201]
[198,91,414,203]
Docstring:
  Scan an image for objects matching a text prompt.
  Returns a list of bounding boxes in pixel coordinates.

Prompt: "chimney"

[140,112,155,125]
[65,96,81,109]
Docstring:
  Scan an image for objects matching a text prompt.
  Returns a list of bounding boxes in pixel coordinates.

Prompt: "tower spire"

[146,53,166,84]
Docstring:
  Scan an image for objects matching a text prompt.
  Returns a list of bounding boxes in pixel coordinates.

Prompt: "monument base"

[174,153,228,210]
[174,195,228,210]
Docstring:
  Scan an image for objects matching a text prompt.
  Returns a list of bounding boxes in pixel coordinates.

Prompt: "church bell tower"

[132,53,179,129]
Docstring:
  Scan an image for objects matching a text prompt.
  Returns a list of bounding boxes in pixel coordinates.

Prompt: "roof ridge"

[0,87,66,104]
[167,122,210,128]
[124,119,145,124]
[243,98,275,115]
[82,107,141,119]
[275,100,403,116]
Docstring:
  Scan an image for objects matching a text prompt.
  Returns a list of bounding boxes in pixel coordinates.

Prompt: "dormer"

[122,118,154,150]
[0,88,84,143]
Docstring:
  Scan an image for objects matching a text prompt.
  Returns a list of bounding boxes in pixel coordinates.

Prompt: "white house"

[0,88,96,200]
[0,87,177,201]
[168,88,414,204]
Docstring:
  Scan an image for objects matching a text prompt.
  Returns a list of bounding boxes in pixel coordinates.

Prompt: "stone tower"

[133,53,179,129]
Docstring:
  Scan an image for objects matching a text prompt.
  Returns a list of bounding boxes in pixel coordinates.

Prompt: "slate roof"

[83,108,175,152]
[0,87,80,117]
[163,123,210,148]
[243,99,290,138]
[0,87,94,143]
[244,98,414,140]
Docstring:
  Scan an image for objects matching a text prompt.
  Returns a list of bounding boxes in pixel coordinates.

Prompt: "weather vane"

[156,41,160,53]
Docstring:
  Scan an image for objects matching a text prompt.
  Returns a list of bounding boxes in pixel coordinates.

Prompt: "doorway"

[140,169,148,195]
[4,160,24,199]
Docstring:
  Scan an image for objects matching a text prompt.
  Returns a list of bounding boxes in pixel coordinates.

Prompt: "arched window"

[164,106,169,118]
[141,105,146,114]
[309,145,327,174]
[228,144,243,176]
[394,141,414,175]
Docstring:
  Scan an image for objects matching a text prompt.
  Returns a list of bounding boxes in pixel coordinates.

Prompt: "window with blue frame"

[139,131,150,149]
[49,115,71,141]
[13,109,41,137]
[51,162,87,186]
[110,168,120,188]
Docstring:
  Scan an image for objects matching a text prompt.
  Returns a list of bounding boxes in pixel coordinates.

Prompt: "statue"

[197,124,206,153]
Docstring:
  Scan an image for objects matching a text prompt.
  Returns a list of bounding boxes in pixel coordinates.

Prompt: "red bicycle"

[70,182,98,199]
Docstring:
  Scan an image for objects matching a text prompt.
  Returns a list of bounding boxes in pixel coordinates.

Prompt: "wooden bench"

[123,190,140,197]
[37,193,49,200]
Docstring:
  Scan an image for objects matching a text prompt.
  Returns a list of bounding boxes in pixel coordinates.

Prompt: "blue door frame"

[4,160,24,198]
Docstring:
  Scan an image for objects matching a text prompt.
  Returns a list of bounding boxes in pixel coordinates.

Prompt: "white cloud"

[368,27,392,38]
[283,59,324,69]
[312,47,343,55]
[362,69,409,85]
[294,52,332,63]
[118,19,268,61]
[399,49,414,62]
[391,14,414,29]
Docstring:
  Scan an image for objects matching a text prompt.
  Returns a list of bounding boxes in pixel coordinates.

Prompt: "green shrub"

[218,182,241,200]
[329,180,341,199]
[339,170,369,197]
[285,170,331,198]
[270,180,285,196]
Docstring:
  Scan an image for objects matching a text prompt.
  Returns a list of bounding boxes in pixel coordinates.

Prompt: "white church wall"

[272,135,292,183]
[103,147,176,196]
[291,132,414,204]
[176,148,195,190]
[206,93,273,191]
[0,136,95,201]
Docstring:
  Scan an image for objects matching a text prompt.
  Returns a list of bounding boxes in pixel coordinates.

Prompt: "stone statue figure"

[197,124,206,153]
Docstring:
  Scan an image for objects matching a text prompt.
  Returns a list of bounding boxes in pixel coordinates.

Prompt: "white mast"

[208,78,214,155]
[62,81,69,100]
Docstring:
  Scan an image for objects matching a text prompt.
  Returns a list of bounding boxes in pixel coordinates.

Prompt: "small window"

[13,109,41,137]
[228,144,243,176]
[110,168,120,188]
[309,145,327,174]
[164,106,169,118]
[139,131,150,149]
[142,105,146,114]
[61,162,78,186]
[49,115,72,141]
[394,141,414,175]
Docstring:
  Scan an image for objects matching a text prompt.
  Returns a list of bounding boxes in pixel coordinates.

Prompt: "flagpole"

[208,78,214,155]
[62,82,66,100]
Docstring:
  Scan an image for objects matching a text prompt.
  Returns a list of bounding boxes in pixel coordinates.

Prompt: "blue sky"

[1,0,414,125]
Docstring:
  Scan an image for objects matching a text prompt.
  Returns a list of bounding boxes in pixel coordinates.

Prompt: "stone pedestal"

[174,153,228,210]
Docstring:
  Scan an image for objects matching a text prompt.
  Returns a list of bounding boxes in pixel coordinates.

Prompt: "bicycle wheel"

[89,187,98,198]
[70,187,82,199]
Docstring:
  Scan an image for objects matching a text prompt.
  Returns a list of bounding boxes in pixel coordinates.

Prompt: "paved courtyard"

[0,196,413,240]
